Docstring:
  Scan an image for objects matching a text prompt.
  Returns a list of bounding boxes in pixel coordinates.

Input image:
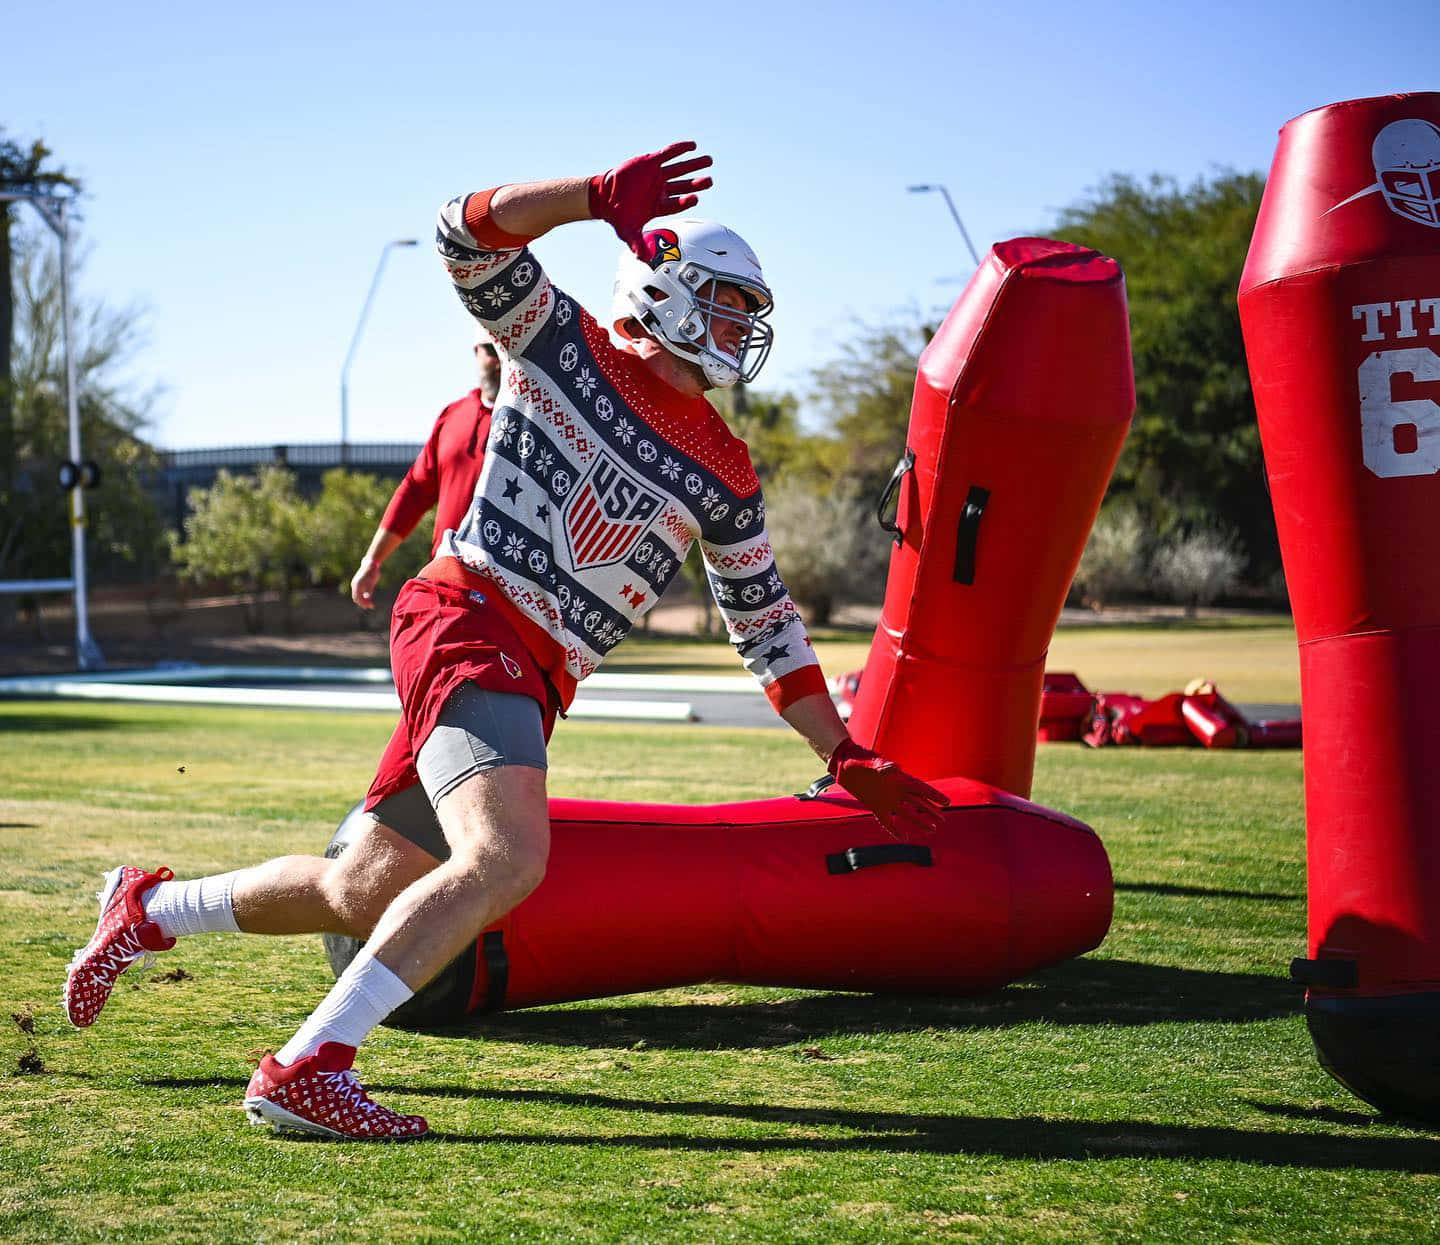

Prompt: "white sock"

[274,948,414,1067]
[142,872,242,939]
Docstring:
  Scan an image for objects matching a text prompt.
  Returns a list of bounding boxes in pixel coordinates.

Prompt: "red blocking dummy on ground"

[324,779,1112,1026]
[845,239,1134,798]
[1239,91,1440,1123]
[322,239,1133,1025]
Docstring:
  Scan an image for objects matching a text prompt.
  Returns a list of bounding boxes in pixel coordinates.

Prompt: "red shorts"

[365,577,556,810]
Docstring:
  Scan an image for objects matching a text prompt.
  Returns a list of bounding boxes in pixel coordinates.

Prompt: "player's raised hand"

[826,738,950,839]
[589,141,714,258]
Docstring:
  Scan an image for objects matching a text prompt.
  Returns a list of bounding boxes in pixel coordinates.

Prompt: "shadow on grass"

[1116,881,1303,903]
[142,1081,1438,1168]
[421,958,1304,1051]
[0,712,128,733]
[1243,1099,1386,1128]
[408,1092,1440,1169]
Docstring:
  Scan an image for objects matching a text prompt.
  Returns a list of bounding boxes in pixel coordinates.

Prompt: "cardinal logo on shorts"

[1327,118,1440,228]
[562,450,662,571]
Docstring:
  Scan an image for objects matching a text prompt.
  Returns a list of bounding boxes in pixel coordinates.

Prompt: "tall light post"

[340,238,418,463]
[908,184,982,267]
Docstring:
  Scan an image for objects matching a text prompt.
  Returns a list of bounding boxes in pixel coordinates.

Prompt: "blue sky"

[6,0,1438,449]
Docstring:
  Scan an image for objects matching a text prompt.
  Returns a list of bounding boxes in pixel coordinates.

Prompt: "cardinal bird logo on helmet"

[642,228,682,269]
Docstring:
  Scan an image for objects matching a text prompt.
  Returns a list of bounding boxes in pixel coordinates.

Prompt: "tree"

[307,467,429,609]
[168,467,307,632]
[3,222,164,582]
[708,382,839,484]
[1052,171,1276,582]
[677,383,844,636]
[1,130,79,530]
[808,317,932,497]
[763,473,887,625]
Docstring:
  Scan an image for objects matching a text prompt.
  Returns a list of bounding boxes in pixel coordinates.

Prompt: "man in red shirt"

[349,332,501,609]
[64,143,949,1141]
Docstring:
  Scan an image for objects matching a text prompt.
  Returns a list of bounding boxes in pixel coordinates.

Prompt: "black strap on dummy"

[876,448,916,546]
[953,486,990,584]
[826,844,934,875]
[479,930,510,1012]
[1289,957,1358,989]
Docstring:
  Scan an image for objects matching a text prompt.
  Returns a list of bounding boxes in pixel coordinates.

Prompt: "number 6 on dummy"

[1239,92,1440,1123]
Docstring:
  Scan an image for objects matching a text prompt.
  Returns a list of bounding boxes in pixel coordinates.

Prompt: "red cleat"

[244,1043,428,1141]
[64,865,176,1028]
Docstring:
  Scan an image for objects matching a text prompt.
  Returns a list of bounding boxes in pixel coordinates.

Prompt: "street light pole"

[907,184,982,267]
[340,238,419,463]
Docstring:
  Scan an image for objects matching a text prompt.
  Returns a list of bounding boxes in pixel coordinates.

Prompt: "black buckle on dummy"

[797,774,838,800]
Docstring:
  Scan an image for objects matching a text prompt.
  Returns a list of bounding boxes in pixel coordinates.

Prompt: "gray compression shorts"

[371,683,547,856]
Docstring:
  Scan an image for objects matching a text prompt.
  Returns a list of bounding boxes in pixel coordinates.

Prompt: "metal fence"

[155,442,424,528]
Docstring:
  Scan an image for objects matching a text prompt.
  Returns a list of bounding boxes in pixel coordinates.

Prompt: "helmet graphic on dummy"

[611,219,774,388]
[1372,118,1440,228]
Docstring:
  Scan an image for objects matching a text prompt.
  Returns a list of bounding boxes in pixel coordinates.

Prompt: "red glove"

[827,738,950,838]
[588,141,714,259]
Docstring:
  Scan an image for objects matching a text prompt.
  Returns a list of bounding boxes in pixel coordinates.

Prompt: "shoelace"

[323,1070,388,1118]
[92,926,153,978]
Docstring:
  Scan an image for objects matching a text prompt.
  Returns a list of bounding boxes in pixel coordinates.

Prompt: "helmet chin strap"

[698,352,741,388]
[634,304,740,388]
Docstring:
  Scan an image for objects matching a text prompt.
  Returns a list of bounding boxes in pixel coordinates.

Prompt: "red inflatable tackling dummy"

[325,779,1112,1026]
[1239,92,1440,1122]
[846,239,1134,797]
[323,236,1134,1026]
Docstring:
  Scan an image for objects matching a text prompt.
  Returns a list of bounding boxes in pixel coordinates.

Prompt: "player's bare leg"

[243,765,549,1140]
[230,820,439,938]
[363,765,550,987]
[63,820,437,1030]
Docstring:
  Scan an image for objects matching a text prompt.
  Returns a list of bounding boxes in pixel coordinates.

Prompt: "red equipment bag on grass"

[1178,680,1250,749]
[1038,672,1095,741]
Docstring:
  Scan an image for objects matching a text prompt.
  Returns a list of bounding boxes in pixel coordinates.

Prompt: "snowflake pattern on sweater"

[434,191,823,710]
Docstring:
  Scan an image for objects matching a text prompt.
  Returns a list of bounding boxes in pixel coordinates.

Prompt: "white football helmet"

[1372,118,1440,228]
[611,219,774,388]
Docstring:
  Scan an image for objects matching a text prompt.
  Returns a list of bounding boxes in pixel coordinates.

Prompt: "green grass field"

[4,685,1436,1243]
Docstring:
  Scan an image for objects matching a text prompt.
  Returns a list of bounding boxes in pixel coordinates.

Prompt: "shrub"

[1151,526,1245,613]
[1071,504,1148,609]
[761,475,884,625]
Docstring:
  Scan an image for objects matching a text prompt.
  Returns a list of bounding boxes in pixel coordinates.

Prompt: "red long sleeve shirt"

[380,389,493,555]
